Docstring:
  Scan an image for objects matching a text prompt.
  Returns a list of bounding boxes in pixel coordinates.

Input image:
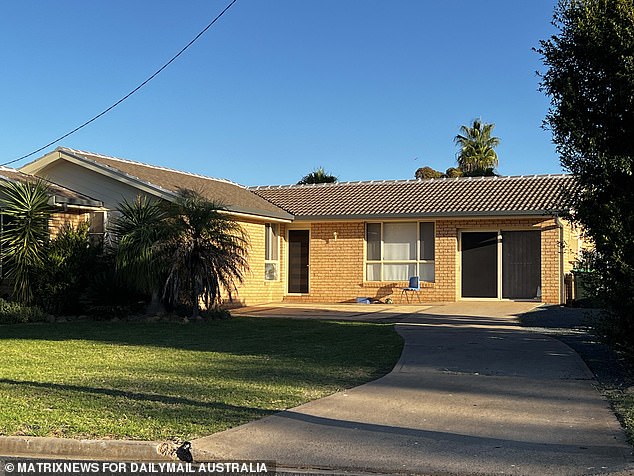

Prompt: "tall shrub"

[537,0,634,345]
[161,190,249,319]
[111,196,168,312]
[35,222,97,315]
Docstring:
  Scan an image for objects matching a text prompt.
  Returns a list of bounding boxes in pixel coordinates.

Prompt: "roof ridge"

[250,173,572,190]
[59,147,247,189]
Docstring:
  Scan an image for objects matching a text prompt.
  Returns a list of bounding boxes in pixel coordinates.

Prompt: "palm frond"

[112,196,168,295]
[161,190,249,317]
[454,119,500,174]
[0,179,52,303]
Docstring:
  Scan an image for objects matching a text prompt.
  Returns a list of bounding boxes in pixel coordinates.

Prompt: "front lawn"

[0,318,402,441]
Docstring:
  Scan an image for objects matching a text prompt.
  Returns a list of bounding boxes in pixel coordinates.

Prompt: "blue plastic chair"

[401,276,422,303]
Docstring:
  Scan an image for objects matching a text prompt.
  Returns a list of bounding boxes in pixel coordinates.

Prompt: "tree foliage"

[415,166,445,180]
[111,196,169,310]
[297,167,338,185]
[161,190,249,318]
[537,0,634,343]
[454,119,500,175]
[35,221,99,315]
[414,120,500,179]
[113,191,249,319]
[0,179,52,304]
[415,166,464,180]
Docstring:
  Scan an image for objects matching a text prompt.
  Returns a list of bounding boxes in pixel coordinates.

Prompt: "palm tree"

[454,119,500,176]
[0,179,52,304]
[297,167,338,185]
[111,196,169,313]
[161,190,249,319]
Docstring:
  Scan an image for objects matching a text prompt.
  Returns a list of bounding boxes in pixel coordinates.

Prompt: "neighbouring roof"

[28,148,293,221]
[0,166,103,209]
[251,174,578,219]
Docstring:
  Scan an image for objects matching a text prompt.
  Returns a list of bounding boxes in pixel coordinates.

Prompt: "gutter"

[49,195,105,211]
[290,210,562,222]
[219,209,293,224]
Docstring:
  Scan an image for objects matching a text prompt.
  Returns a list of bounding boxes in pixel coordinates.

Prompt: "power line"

[2,0,238,167]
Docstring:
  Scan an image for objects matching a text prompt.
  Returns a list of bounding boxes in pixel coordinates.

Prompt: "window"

[365,222,435,282]
[89,211,106,246]
[265,223,279,281]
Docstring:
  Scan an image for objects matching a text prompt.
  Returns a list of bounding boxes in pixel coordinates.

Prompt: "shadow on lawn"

[0,378,275,415]
[0,318,401,359]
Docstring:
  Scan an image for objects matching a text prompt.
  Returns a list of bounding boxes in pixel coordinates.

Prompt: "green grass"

[605,390,634,444]
[0,318,402,441]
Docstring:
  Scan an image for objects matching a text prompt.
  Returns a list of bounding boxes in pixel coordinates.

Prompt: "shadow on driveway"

[194,302,633,476]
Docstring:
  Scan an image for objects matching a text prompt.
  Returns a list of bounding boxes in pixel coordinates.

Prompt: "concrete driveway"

[194,302,632,475]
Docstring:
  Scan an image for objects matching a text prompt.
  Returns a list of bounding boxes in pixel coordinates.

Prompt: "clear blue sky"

[0,0,561,186]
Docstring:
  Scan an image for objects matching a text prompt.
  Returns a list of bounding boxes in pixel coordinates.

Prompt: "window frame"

[365,221,435,283]
[264,223,280,281]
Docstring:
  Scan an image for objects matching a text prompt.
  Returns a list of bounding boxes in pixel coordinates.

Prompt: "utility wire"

[2,0,238,167]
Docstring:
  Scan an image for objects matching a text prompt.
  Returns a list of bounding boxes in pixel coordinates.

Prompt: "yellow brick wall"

[561,219,585,274]
[282,217,566,305]
[48,211,91,238]
[540,220,562,304]
[285,222,365,303]
[227,219,286,307]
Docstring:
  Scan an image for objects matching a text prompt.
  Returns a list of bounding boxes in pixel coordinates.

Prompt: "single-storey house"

[20,147,582,306]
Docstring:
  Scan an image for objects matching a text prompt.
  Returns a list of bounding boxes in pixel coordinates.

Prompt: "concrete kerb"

[0,436,163,461]
[0,436,224,463]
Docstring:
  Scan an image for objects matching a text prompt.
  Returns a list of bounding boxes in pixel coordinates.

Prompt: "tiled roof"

[57,148,293,220]
[251,174,577,219]
[0,166,103,208]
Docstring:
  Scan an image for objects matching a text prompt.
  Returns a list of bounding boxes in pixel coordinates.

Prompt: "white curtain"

[383,263,416,281]
[383,223,416,261]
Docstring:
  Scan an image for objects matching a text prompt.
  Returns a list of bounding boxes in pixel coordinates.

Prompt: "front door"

[461,232,498,298]
[288,230,309,294]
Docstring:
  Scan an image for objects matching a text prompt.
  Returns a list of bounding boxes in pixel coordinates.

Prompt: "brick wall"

[48,211,91,238]
[561,219,584,275]
[227,219,286,307]
[284,222,365,303]
[282,217,566,305]
[540,220,562,304]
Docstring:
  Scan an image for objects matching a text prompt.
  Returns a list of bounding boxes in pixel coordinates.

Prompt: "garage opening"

[461,230,542,300]
[502,231,541,299]
[461,232,498,298]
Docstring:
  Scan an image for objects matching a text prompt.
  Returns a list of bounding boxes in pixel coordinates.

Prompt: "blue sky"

[1,1,560,186]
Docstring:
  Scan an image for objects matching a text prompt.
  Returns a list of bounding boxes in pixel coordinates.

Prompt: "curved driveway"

[194,302,632,475]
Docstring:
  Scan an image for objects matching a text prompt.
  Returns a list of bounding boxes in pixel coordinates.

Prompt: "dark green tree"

[454,119,500,176]
[112,191,248,319]
[111,196,169,313]
[298,167,338,185]
[537,0,634,343]
[160,190,249,319]
[445,167,463,178]
[35,221,98,315]
[415,166,445,180]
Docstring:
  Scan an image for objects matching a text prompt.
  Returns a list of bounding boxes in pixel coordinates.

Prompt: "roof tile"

[58,148,292,220]
[251,175,577,219]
